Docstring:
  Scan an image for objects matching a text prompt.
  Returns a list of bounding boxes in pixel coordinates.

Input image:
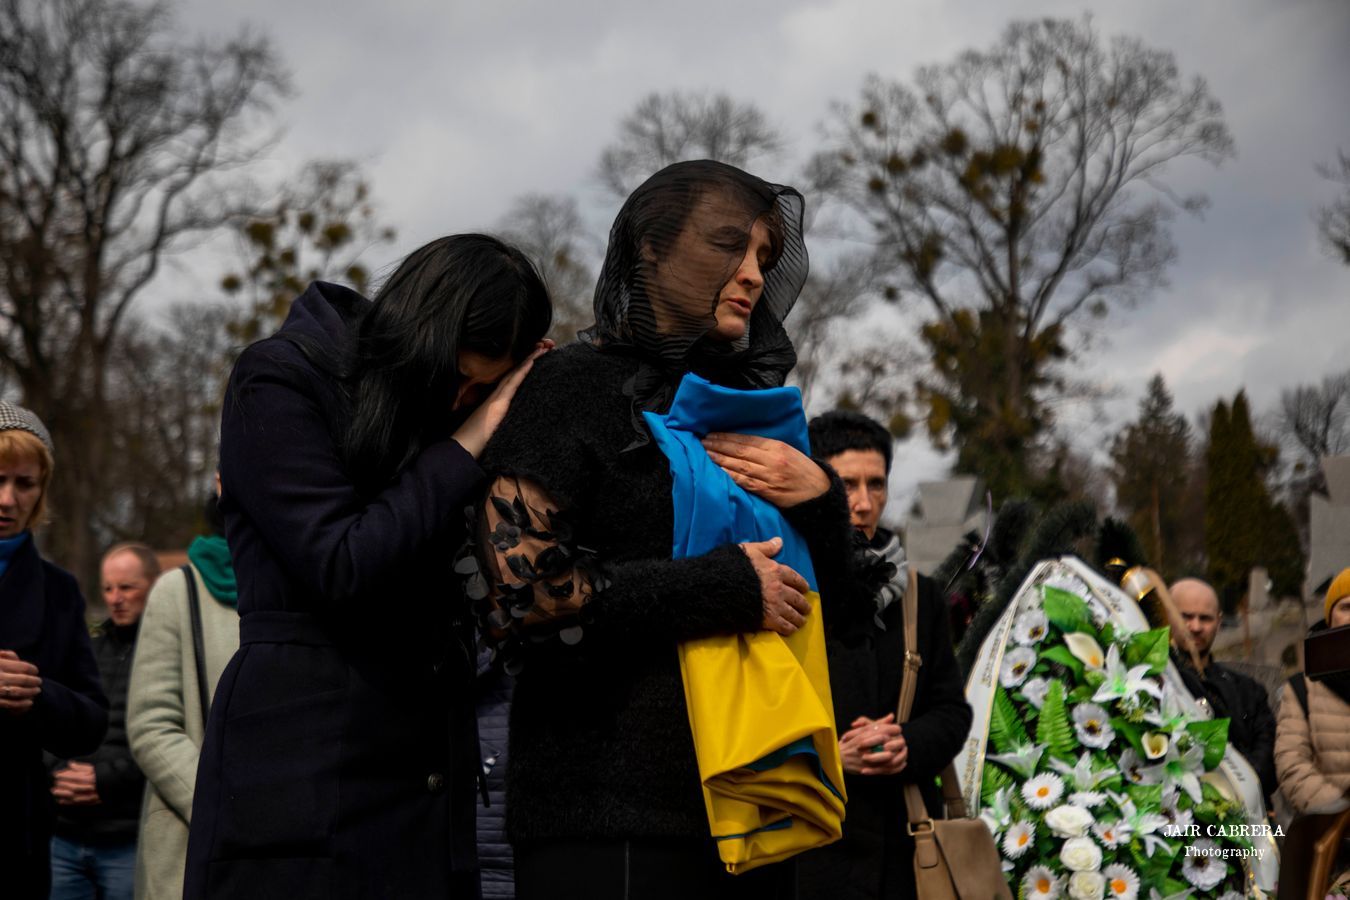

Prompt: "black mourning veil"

[580,160,809,444]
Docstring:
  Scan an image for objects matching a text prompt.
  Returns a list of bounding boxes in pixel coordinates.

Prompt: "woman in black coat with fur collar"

[0,403,108,900]
[183,236,552,900]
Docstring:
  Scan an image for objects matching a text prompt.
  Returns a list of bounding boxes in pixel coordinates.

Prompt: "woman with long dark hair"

[471,161,858,899]
[184,234,552,899]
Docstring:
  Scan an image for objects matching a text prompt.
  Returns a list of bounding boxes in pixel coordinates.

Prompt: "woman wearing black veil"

[472,161,857,899]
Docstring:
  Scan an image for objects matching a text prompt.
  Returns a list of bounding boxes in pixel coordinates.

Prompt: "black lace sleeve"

[465,474,764,666]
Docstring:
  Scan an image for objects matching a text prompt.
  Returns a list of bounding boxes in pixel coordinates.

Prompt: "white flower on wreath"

[1180,839,1227,890]
[1159,785,1193,833]
[1069,790,1108,808]
[1023,676,1051,709]
[1141,731,1169,760]
[1092,644,1163,706]
[1001,647,1038,688]
[1023,773,1065,810]
[1050,752,1114,793]
[1216,892,1243,900]
[989,742,1046,780]
[1140,742,1207,804]
[1059,835,1102,872]
[1068,870,1106,900]
[1118,748,1148,785]
[1072,703,1115,749]
[1023,865,1062,900]
[1092,818,1131,848]
[1145,680,1202,732]
[1108,792,1171,857]
[1045,803,1095,838]
[1014,608,1050,645]
[980,785,1014,837]
[1147,890,1195,900]
[1002,820,1036,859]
[1102,863,1140,900]
[1065,633,1106,670]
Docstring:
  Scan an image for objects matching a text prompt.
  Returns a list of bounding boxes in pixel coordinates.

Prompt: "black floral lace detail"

[464,475,606,670]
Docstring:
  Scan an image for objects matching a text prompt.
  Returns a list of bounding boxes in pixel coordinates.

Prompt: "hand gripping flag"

[643,373,846,874]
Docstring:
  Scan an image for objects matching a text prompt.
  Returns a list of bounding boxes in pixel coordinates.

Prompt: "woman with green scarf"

[126,488,238,900]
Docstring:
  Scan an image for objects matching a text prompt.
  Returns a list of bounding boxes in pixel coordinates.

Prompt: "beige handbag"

[896,567,1013,900]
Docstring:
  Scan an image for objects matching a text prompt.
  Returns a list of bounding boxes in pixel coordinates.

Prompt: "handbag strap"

[896,567,969,827]
[180,564,212,718]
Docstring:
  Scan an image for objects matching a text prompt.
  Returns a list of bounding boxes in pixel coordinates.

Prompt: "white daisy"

[1092,819,1131,848]
[1069,791,1108,808]
[1022,773,1065,810]
[1001,647,1038,688]
[1180,839,1227,890]
[1022,676,1051,709]
[1102,863,1139,900]
[1073,703,1115,749]
[1014,608,1050,645]
[1002,820,1036,859]
[1023,865,1062,900]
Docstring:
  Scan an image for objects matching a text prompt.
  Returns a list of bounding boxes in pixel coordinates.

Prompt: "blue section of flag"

[642,373,818,593]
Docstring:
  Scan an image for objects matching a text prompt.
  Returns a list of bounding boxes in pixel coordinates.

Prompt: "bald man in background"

[1171,577,1277,802]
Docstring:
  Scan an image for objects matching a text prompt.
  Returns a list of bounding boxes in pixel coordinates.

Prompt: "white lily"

[1092,643,1163,705]
[1107,791,1171,857]
[1049,751,1113,792]
[1144,680,1202,731]
[1065,632,1106,669]
[1146,890,1193,900]
[988,742,1046,780]
[1139,742,1206,804]
[980,786,1015,836]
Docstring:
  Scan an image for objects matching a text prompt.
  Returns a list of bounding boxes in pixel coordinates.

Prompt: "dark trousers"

[515,838,797,900]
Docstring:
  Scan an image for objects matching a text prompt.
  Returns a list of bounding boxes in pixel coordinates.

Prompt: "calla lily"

[1200,771,1237,803]
[1141,731,1169,760]
[1092,643,1164,705]
[989,742,1047,780]
[1065,632,1106,669]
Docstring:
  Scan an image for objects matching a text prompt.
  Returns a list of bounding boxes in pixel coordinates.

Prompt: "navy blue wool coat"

[185,283,487,899]
[0,535,108,900]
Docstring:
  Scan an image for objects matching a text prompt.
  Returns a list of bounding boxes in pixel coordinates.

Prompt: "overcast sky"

[173,0,1350,515]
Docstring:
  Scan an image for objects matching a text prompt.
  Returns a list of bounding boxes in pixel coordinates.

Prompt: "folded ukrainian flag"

[644,374,846,874]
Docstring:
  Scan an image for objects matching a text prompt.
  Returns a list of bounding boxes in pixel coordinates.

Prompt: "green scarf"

[187,535,238,607]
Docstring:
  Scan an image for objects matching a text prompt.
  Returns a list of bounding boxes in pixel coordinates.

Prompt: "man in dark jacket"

[1170,577,1277,803]
[47,543,158,900]
[798,411,973,900]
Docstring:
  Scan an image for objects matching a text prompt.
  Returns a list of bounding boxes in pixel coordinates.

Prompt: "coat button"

[427,773,446,793]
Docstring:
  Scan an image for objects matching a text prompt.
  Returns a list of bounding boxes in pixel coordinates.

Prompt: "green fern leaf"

[981,761,1015,807]
[1035,679,1077,761]
[991,685,1030,753]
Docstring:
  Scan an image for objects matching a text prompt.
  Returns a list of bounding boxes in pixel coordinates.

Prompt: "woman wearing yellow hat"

[1274,568,1350,816]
